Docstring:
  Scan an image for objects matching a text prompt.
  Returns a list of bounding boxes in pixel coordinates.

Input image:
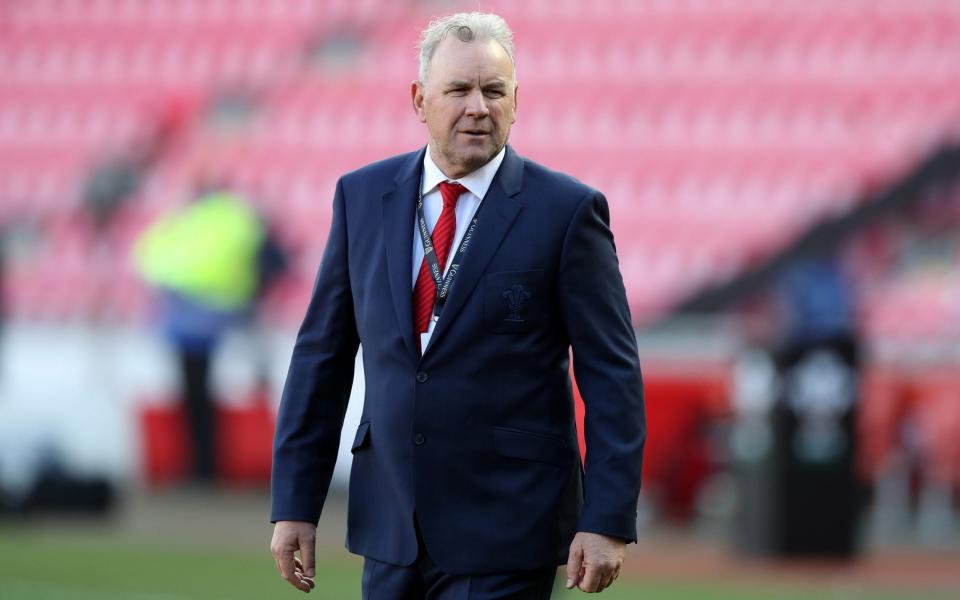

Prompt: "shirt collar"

[421,145,507,201]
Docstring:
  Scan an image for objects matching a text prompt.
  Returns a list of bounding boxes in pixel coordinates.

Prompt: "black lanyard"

[416,178,480,322]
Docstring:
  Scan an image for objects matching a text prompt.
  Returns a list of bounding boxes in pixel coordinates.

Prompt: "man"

[270,12,645,598]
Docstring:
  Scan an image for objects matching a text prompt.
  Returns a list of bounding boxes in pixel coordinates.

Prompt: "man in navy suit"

[270,12,645,598]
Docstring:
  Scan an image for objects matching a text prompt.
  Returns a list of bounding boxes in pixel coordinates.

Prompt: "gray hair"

[417,12,516,84]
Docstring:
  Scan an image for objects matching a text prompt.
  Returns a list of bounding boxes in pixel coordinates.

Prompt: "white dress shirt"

[412,146,506,346]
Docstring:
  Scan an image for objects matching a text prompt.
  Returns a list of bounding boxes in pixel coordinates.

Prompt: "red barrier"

[139,385,275,487]
[573,361,730,521]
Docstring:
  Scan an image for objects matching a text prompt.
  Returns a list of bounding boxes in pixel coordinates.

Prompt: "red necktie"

[413,181,466,350]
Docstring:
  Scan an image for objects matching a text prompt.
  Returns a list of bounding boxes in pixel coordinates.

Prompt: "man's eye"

[448,89,468,96]
[484,90,505,98]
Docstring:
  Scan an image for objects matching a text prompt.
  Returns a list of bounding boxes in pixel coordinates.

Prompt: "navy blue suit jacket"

[271,146,645,575]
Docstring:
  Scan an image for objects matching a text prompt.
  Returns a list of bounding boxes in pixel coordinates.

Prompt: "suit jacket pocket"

[483,270,545,334]
[493,426,571,467]
[351,421,371,453]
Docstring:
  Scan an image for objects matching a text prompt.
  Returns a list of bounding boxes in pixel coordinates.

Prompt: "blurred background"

[1,0,959,598]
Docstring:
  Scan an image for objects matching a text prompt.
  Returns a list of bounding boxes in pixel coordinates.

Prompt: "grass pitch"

[1,488,954,600]
[0,528,953,600]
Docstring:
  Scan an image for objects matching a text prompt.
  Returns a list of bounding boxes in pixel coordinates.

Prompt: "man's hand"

[270,520,317,593]
[565,531,625,593]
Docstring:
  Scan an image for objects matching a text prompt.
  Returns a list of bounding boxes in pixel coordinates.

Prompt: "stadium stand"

[2,0,959,330]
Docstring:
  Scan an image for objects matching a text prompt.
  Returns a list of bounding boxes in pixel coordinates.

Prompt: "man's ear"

[512,83,519,124]
[411,81,427,123]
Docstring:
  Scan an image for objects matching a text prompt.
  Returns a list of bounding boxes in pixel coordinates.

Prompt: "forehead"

[426,36,514,84]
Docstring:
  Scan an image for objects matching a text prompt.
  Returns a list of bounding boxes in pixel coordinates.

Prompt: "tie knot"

[438,181,467,209]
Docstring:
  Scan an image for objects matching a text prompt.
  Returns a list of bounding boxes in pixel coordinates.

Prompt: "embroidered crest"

[502,284,531,322]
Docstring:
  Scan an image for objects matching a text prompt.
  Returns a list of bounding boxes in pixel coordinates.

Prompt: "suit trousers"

[361,518,557,600]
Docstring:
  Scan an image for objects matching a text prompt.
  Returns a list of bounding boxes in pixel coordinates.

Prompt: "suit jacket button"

[416,371,428,383]
[413,433,425,446]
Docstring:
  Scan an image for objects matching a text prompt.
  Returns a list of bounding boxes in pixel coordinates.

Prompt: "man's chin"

[457,146,500,168]
[435,143,503,177]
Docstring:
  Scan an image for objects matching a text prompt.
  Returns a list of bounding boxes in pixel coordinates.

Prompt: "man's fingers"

[294,575,312,593]
[565,542,583,589]
[600,570,615,592]
[286,571,312,593]
[276,549,312,592]
[292,558,316,589]
[279,551,313,593]
[296,574,316,590]
[300,531,317,578]
[277,549,296,582]
[579,564,602,593]
[288,553,315,593]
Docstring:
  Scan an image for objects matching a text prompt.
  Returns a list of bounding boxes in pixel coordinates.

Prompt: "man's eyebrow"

[443,78,510,88]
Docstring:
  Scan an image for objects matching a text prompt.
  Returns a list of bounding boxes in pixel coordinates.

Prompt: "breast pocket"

[483,270,546,334]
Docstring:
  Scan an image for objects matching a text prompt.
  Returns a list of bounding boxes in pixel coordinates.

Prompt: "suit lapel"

[382,148,426,359]
[423,146,524,358]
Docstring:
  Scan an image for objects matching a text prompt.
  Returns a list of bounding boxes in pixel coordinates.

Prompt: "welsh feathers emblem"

[502,284,531,322]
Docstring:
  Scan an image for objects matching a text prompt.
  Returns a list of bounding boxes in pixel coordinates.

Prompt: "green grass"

[0,529,355,600]
[0,529,952,600]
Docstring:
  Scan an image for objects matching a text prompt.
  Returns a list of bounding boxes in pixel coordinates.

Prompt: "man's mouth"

[460,130,490,137]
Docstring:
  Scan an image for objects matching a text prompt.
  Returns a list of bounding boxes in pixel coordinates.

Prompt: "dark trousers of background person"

[179,350,216,482]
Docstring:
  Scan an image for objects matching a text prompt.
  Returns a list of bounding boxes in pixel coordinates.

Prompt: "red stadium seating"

[2,0,959,338]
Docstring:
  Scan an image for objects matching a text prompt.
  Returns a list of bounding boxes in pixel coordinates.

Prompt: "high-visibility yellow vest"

[134,192,264,310]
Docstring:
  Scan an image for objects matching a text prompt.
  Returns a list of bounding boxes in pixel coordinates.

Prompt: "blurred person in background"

[269,12,645,599]
[133,184,286,484]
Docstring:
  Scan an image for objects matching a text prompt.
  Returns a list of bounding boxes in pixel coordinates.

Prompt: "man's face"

[412,36,517,179]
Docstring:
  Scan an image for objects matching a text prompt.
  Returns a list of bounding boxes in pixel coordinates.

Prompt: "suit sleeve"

[558,190,646,543]
[270,178,360,524]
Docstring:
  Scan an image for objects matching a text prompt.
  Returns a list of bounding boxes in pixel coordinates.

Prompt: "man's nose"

[464,89,490,118]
